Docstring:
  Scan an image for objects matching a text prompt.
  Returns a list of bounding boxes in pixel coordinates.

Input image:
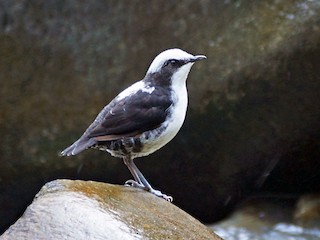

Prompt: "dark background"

[1,0,320,233]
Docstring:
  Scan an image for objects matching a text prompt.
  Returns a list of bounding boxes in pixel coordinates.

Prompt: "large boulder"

[1,0,320,232]
[1,180,221,240]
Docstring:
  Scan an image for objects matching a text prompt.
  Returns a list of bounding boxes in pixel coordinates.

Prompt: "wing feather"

[61,85,172,156]
[88,88,172,139]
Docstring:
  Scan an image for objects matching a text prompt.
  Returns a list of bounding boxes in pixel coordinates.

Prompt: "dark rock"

[0,180,222,240]
[1,0,320,232]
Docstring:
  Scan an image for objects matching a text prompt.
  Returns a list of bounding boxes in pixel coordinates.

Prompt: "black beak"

[189,55,207,63]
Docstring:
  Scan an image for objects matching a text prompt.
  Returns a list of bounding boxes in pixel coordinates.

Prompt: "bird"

[60,48,206,201]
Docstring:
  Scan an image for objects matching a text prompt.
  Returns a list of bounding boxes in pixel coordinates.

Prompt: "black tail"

[60,137,96,156]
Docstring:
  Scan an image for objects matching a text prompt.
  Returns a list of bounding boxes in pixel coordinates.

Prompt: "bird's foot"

[149,189,173,202]
[125,179,147,190]
[124,180,173,202]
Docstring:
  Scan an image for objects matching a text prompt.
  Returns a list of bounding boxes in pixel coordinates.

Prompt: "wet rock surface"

[0,180,222,240]
[211,196,320,240]
[1,0,320,232]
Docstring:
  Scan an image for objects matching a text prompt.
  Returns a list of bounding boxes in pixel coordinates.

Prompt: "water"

[210,197,320,240]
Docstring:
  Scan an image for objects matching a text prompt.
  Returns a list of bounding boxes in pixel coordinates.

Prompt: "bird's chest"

[138,87,188,156]
[163,87,188,138]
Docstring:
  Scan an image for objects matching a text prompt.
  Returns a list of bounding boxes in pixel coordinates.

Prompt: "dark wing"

[88,88,172,138]
[60,87,172,156]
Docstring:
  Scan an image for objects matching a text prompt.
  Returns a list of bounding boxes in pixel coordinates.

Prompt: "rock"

[294,194,320,227]
[1,0,320,231]
[1,180,222,240]
[211,198,320,240]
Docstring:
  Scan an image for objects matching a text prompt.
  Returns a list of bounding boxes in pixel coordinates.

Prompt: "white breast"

[135,63,193,158]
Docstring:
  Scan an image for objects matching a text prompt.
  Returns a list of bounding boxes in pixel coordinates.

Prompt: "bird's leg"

[123,155,146,189]
[123,156,173,202]
[130,161,173,202]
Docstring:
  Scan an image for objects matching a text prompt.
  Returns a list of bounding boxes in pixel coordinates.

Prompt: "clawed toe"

[124,180,173,202]
[124,180,146,190]
[150,189,173,202]
[162,195,173,202]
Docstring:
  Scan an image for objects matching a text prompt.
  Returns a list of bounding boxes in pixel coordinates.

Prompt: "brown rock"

[1,180,222,240]
[294,194,320,227]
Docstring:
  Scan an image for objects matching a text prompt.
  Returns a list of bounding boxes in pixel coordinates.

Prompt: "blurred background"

[1,0,320,238]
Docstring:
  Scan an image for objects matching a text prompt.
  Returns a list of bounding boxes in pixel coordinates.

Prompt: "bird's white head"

[146,49,206,84]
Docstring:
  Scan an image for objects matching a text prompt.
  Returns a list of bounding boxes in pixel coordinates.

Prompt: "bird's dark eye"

[169,60,179,65]
[165,59,182,67]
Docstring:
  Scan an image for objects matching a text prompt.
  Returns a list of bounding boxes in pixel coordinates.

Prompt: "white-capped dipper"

[61,48,206,201]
